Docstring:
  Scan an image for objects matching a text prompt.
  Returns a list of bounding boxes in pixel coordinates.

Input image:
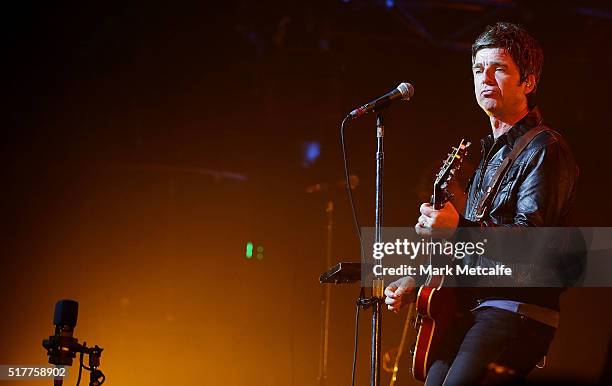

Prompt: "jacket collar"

[480,107,543,151]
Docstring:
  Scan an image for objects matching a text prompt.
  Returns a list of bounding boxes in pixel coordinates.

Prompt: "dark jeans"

[425,307,556,386]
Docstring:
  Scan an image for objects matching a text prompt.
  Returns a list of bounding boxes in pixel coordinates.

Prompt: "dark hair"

[472,22,544,92]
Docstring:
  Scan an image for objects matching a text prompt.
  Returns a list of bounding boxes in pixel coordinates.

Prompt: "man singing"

[384,22,578,385]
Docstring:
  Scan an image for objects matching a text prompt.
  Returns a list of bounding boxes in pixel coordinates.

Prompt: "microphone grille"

[53,299,79,328]
[397,82,414,100]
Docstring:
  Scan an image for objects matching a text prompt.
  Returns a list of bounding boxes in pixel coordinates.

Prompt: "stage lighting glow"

[301,141,321,167]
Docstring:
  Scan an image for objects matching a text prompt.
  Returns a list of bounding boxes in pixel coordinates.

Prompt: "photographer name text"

[372,264,512,277]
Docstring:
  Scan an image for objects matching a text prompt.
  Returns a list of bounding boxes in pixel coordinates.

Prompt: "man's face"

[472,47,530,117]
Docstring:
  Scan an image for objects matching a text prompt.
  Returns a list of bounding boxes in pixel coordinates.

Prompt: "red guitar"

[411,139,471,382]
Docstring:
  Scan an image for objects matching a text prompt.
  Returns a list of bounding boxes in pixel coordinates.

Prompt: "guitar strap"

[475,125,548,221]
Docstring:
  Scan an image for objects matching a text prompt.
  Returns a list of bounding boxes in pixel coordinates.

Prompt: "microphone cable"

[76,350,106,386]
[351,293,362,386]
[340,115,365,258]
[340,115,366,386]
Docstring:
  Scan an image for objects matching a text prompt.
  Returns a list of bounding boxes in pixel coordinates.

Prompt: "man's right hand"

[384,276,416,313]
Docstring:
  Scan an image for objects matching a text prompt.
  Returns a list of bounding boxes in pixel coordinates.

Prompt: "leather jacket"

[457,107,579,310]
[461,107,578,227]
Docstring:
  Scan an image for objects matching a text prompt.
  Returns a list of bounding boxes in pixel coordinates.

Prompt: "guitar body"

[412,283,457,382]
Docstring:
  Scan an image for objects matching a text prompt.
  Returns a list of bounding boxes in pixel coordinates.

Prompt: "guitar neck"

[430,190,446,210]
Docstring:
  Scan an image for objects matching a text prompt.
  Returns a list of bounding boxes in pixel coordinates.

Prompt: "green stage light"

[245,242,253,258]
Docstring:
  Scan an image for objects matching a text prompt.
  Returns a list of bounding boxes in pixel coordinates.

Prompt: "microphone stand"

[84,343,104,386]
[43,337,104,386]
[359,113,385,386]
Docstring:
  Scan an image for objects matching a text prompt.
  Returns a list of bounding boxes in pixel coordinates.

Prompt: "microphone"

[43,300,79,366]
[348,82,414,119]
[53,300,79,332]
[306,175,359,193]
[43,300,79,385]
[42,299,106,385]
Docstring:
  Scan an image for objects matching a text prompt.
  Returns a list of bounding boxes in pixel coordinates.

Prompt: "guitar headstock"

[432,139,471,209]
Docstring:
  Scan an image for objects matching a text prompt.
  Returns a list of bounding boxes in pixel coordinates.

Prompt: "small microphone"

[43,300,105,385]
[43,300,79,386]
[348,82,414,119]
[43,300,79,367]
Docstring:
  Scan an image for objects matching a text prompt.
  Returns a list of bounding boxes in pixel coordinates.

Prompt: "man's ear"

[523,74,536,95]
